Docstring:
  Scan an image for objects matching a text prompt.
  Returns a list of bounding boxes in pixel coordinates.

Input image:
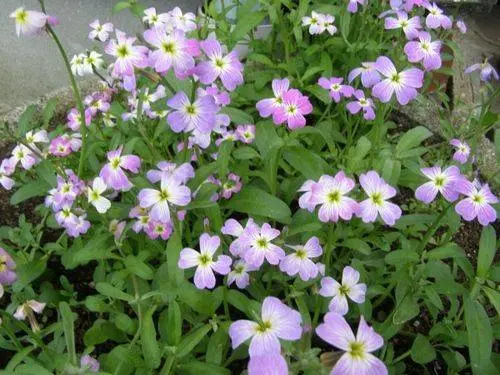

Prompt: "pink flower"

[372,56,424,105]
[316,313,387,375]
[147,161,194,184]
[310,172,359,223]
[67,108,91,131]
[178,233,232,289]
[241,223,285,267]
[279,237,323,281]
[348,62,381,88]
[415,166,466,204]
[450,139,470,164]
[298,180,318,212]
[318,77,354,103]
[138,178,191,223]
[221,173,242,199]
[454,180,498,226]
[404,31,442,71]
[167,91,218,133]
[272,89,313,129]
[227,260,258,289]
[221,218,257,257]
[89,19,113,42]
[319,266,367,315]
[346,90,376,120]
[196,38,244,91]
[229,297,302,357]
[384,11,421,39]
[425,3,452,29]
[80,355,100,373]
[0,248,17,286]
[145,220,173,240]
[358,171,402,226]
[256,78,290,118]
[10,8,48,37]
[235,124,256,144]
[99,146,141,191]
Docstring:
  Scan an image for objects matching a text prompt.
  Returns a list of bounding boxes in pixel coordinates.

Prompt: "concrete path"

[0,0,201,111]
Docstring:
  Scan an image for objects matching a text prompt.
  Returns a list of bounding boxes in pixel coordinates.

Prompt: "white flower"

[87,177,111,213]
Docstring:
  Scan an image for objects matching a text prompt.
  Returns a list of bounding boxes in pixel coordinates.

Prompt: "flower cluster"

[302,11,337,35]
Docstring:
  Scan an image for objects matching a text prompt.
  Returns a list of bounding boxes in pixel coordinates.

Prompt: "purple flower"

[450,139,470,164]
[0,159,16,190]
[67,107,91,131]
[465,60,499,82]
[425,3,452,29]
[11,145,37,170]
[10,8,48,37]
[454,180,498,226]
[138,178,191,223]
[316,313,387,375]
[358,171,402,226]
[298,180,318,212]
[145,220,173,240]
[456,19,467,34]
[229,297,302,357]
[372,56,424,105]
[309,172,359,222]
[248,354,288,375]
[384,11,421,39]
[318,77,354,103]
[256,78,290,118]
[320,266,367,315]
[235,124,256,144]
[279,237,323,281]
[0,248,17,286]
[227,260,258,289]
[80,355,100,373]
[346,90,376,120]
[415,166,466,204]
[348,0,366,13]
[49,136,71,157]
[221,218,258,257]
[89,19,113,42]
[147,161,194,184]
[348,62,381,88]
[99,146,141,191]
[221,173,242,199]
[404,31,442,71]
[167,91,218,133]
[66,215,91,238]
[196,38,244,91]
[241,223,285,268]
[143,28,195,76]
[272,89,313,130]
[178,233,232,289]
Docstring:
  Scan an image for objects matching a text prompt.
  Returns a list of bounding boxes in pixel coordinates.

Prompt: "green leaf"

[167,230,184,288]
[59,302,77,366]
[255,120,284,159]
[395,126,433,158]
[17,104,38,137]
[166,300,182,346]
[411,334,436,364]
[206,326,229,365]
[61,232,113,269]
[177,361,230,375]
[385,250,419,265]
[42,98,58,127]
[381,159,401,186]
[233,146,260,160]
[226,290,260,317]
[283,147,326,180]
[141,306,161,369]
[123,255,154,280]
[13,257,47,291]
[223,186,292,224]
[343,238,371,255]
[393,294,419,324]
[10,179,50,205]
[217,141,234,178]
[176,324,212,358]
[477,226,496,279]
[220,107,254,124]
[464,297,493,374]
[95,282,134,302]
[180,283,223,315]
[231,11,266,43]
[10,364,54,375]
[424,243,465,260]
[113,1,132,13]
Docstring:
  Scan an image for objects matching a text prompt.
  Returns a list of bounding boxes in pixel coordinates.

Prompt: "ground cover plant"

[0,0,499,374]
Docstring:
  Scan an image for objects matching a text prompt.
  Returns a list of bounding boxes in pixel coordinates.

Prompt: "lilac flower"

[346,90,376,120]
[465,60,499,82]
[272,89,313,130]
[11,145,37,170]
[147,162,194,185]
[229,297,302,357]
[256,78,290,118]
[0,159,16,190]
[384,11,421,39]
[415,166,466,204]
[425,3,452,29]
[109,219,126,241]
[279,237,323,281]
[80,355,100,373]
[145,220,173,240]
[316,313,387,375]
[55,204,77,227]
[89,19,113,42]
[66,215,91,238]
[236,124,256,144]
[169,7,197,32]
[178,233,232,289]
[49,136,71,157]
[0,248,17,287]
[348,0,367,13]
[130,206,151,233]
[320,266,367,315]
[404,32,442,71]
[99,146,141,191]
[227,260,258,289]
[310,172,359,223]
[454,180,498,226]
[450,139,470,164]
[318,77,354,103]
[167,91,218,133]
[456,19,467,34]
[221,218,257,257]
[144,28,196,76]
[242,223,285,267]
[67,107,91,131]
[298,180,318,212]
[138,178,191,223]
[348,62,381,88]
[358,171,402,226]
[142,7,170,29]
[14,300,46,332]
[221,173,242,199]
[248,354,288,375]
[10,8,48,37]
[87,177,111,214]
[196,38,244,91]
[198,84,231,107]
[372,56,424,105]
[53,175,81,208]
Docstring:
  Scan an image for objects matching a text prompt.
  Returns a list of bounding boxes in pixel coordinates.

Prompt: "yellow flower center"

[370,192,383,206]
[198,253,212,266]
[117,45,130,58]
[348,341,365,359]
[256,320,272,333]
[162,42,176,54]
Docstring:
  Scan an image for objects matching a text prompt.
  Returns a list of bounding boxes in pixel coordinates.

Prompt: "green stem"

[393,348,412,364]
[417,202,453,254]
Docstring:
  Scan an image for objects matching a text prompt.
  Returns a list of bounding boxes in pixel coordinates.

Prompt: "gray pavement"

[0,0,201,111]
